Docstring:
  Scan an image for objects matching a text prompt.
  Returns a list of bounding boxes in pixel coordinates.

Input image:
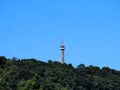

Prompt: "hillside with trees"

[0,56,120,90]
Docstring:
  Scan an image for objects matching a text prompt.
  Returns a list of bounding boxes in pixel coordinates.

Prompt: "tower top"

[61,39,64,45]
[60,39,65,50]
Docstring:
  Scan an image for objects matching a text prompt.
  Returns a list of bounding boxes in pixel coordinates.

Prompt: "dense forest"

[0,56,120,90]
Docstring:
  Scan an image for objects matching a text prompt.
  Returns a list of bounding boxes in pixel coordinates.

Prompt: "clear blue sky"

[0,0,120,70]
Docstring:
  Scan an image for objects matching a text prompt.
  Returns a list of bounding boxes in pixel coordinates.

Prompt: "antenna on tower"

[61,37,64,45]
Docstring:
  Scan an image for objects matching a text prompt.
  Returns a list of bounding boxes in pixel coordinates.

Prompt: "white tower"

[60,40,65,64]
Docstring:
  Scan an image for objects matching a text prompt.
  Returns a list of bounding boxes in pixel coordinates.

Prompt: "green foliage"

[0,56,120,90]
[0,56,7,65]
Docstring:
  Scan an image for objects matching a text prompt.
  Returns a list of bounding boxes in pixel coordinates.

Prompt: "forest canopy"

[0,56,120,90]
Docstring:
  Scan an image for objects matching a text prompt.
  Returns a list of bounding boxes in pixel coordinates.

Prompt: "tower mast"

[60,39,65,64]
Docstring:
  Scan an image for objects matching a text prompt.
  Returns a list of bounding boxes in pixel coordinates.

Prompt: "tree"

[77,64,85,69]
[0,56,7,65]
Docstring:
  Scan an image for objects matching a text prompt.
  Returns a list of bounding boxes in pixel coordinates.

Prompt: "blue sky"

[0,0,120,70]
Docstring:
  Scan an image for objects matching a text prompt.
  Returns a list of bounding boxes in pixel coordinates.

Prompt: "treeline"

[0,56,120,90]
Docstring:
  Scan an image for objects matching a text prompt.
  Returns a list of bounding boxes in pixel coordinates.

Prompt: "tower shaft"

[61,49,64,64]
[60,40,65,64]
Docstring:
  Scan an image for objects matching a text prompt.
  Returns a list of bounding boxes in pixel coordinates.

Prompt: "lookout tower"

[60,40,65,64]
